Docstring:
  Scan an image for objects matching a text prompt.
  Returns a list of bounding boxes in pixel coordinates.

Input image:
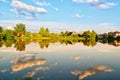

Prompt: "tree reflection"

[38,40,49,49]
[3,40,14,47]
[14,40,25,51]
[0,40,3,47]
[0,38,120,51]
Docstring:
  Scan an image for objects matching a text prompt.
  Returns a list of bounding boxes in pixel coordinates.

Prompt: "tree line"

[0,23,119,50]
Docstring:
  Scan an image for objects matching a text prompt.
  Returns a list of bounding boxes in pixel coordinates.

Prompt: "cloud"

[72,0,117,9]
[35,0,51,6]
[24,16,37,20]
[73,14,83,18]
[11,0,47,19]
[71,65,112,80]
[34,0,59,11]
[0,0,7,2]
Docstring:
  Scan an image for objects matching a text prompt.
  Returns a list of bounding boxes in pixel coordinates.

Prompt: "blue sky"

[0,0,120,33]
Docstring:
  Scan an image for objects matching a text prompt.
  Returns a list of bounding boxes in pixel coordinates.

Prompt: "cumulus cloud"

[11,0,47,19]
[72,0,117,9]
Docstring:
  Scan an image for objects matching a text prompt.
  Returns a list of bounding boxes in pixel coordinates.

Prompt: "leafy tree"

[108,32,115,41]
[2,29,14,40]
[82,30,91,40]
[39,27,45,36]
[25,31,31,38]
[45,28,50,37]
[65,31,69,36]
[0,33,3,39]
[0,26,3,33]
[14,23,26,37]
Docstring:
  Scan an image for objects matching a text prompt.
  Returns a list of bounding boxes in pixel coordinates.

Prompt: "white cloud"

[0,20,119,33]
[34,0,59,11]
[51,6,59,11]
[24,16,37,20]
[72,0,117,9]
[11,0,47,19]
[35,0,51,6]
[11,0,47,14]
[73,14,83,18]
[0,0,7,2]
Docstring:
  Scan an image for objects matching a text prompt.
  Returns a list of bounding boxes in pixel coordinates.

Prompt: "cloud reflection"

[11,53,47,72]
[1,69,7,73]
[73,56,80,60]
[0,56,4,60]
[25,67,50,77]
[71,65,112,80]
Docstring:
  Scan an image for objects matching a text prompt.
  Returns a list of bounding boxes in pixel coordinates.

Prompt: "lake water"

[0,42,120,80]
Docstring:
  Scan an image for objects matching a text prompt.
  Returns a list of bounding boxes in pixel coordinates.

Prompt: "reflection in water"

[25,67,50,77]
[11,53,47,72]
[11,59,47,72]
[0,56,4,60]
[0,38,120,51]
[14,40,25,51]
[71,65,112,80]
[73,56,81,60]
[1,69,7,73]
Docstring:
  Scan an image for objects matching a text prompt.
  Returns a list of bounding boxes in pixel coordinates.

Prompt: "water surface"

[0,42,120,80]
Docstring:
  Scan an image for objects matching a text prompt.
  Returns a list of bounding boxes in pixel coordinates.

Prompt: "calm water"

[0,42,120,80]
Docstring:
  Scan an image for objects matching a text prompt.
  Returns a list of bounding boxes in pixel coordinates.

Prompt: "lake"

[0,42,120,80]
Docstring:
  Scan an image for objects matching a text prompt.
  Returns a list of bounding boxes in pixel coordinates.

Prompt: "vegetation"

[0,23,119,51]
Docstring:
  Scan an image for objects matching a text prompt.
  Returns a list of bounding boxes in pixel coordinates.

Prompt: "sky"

[0,0,120,33]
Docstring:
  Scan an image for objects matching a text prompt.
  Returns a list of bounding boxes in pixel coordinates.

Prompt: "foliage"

[14,23,26,37]
[2,29,14,40]
[0,26,3,33]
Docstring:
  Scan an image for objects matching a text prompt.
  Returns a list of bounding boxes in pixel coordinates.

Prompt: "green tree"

[14,23,26,37]
[108,32,115,41]
[39,27,45,36]
[90,30,97,46]
[0,26,3,33]
[3,29,14,40]
[25,31,31,38]
[65,31,69,36]
[0,26,3,39]
[82,30,91,40]
[45,28,50,37]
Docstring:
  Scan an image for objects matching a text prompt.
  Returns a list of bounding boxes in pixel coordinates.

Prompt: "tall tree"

[14,23,26,36]
[39,27,45,36]
[45,28,50,37]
